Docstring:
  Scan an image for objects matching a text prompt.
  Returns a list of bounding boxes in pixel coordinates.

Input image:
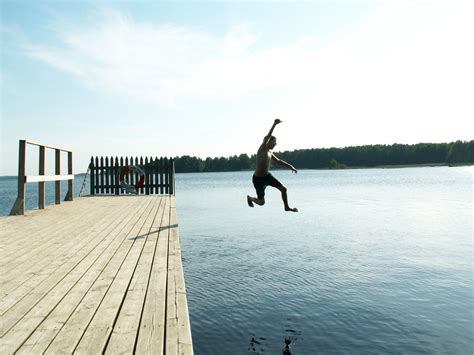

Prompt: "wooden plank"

[90,157,95,195]
[0,198,149,346]
[105,196,167,354]
[0,215,110,301]
[145,157,150,195]
[135,196,170,354]
[171,158,175,195]
[115,157,120,195]
[124,157,129,195]
[159,158,164,194]
[72,196,162,354]
[14,198,158,354]
[25,174,74,183]
[166,226,178,355]
[9,140,26,215]
[105,156,110,194]
[172,210,193,351]
[0,196,122,272]
[165,158,170,194]
[0,199,124,270]
[167,196,193,354]
[24,140,72,152]
[139,156,144,195]
[119,157,124,195]
[0,198,141,310]
[0,198,103,246]
[0,198,111,275]
[43,197,160,354]
[131,156,136,191]
[66,151,73,201]
[0,198,156,354]
[153,158,158,194]
[0,196,105,249]
[100,156,105,194]
[94,157,99,195]
[0,195,193,353]
[2,199,140,312]
[55,149,61,204]
[39,146,45,209]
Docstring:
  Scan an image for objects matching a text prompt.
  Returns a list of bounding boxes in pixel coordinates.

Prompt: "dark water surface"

[1,167,472,354]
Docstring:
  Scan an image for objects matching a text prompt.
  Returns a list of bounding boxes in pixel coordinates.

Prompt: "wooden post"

[171,158,175,195]
[143,157,150,195]
[131,156,136,190]
[165,158,169,194]
[154,158,158,194]
[110,156,114,195]
[135,156,139,193]
[125,157,129,193]
[94,157,99,195]
[39,145,45,209]
[55,148,61,205]
[150,157,154,194]
[159,158,164,194]
[119,157,124,194]
[65,151,73,201]
[90,157,95,195]
[139,156,144,194]
[10,140,26,215]
[100,156,104,194]
[105,156,110,194]
[114,157,122,195]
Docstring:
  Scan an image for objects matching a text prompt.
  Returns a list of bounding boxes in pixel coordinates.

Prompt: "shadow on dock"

[129,224,179,240]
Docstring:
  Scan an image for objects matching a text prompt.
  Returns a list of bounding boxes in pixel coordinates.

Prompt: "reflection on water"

[248,335,294,355]
[248,335,264,354]
[283,337,293,355]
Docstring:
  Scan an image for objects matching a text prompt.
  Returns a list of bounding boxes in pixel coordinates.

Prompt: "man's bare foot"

[285,207,298,212]
[247,195,254,207]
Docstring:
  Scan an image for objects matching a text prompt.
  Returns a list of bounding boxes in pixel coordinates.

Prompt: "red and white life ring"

[119,165,145,194]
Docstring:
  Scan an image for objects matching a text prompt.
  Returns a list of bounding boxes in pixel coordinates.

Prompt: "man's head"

[267,135,277,149]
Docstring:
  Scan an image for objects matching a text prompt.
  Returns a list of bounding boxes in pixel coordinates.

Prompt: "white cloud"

[268,1,474,147]
[17,1,474,149]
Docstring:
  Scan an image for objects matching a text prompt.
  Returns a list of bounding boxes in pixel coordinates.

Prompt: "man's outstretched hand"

[274,118,282,125]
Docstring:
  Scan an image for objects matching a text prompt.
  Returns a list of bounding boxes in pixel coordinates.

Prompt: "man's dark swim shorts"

[252,173,283,199]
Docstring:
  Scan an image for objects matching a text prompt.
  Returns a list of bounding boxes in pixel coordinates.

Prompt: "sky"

[1,0,473,175]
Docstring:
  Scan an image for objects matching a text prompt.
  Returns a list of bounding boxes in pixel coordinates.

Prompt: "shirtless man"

[247,119,298,212]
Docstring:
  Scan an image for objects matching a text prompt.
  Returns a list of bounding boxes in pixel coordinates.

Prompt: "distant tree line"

[173,140,473,173]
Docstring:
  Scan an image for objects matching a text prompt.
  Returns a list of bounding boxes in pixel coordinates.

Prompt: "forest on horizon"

[173,140,473,173]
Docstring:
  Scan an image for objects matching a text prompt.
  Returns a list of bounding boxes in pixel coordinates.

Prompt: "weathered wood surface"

[0,195,193,354]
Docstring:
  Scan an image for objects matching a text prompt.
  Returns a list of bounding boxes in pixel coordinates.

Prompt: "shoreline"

[1,163,473,178]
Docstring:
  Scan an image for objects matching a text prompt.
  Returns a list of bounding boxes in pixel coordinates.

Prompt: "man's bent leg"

[248,195,265,206]
[247,195,254,207]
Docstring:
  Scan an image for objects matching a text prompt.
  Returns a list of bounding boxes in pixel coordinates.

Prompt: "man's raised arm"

[263,118,282,146]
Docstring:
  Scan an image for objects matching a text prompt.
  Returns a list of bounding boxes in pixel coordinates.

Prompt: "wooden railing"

[10,140,74,215]
[89,156,175,195]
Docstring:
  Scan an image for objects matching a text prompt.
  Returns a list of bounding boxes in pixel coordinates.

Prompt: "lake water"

[1,167,473,354]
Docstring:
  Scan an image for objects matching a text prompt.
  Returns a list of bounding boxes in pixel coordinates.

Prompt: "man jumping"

[247,119,298,212]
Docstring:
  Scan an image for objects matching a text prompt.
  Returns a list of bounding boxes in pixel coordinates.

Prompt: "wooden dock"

[0,195,193,354]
